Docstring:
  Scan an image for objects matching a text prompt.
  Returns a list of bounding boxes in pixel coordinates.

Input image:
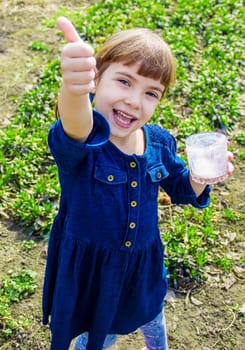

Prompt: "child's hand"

[227,151,234,177]
[57,17,96,96]
[190,150,234,197]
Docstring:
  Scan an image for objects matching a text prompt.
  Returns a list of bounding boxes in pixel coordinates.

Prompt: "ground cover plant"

[1,0,244,234]
[0,268,37,337]
[0,0,244,348]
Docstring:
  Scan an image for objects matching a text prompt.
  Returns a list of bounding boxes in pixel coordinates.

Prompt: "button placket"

[121,158,140,250]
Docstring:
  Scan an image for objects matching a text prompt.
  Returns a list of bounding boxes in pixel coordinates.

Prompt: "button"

[131,181,138,188]
[130,161,137,168]
[157,172,162,179]
[107,175,114,182]
[125,241,132,247]
[131,201,137,207]
[129,222,136,229]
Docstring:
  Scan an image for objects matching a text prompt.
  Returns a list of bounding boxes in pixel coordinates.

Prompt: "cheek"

[95,89,119,113]
[144,102,158,120]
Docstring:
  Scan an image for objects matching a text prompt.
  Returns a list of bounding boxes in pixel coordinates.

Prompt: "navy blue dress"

[42,111,210,350]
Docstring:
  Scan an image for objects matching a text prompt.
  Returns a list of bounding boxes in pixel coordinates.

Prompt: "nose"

[124,90,141,110]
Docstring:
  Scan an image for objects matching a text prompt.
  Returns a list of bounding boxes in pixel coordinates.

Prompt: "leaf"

[239,304,245,314]
[190,295,203,306]
[221,276,236,290]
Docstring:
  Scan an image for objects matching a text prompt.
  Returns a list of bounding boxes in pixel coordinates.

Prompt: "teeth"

[114,109,135,126]
[117,114,131,125]
[117,110,132,119]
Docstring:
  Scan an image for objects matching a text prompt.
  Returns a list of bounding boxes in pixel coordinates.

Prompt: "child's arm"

[56,17,96,142]
[189,178,208,198]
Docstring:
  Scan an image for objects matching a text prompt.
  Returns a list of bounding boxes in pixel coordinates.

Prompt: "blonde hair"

[95,28,176,96]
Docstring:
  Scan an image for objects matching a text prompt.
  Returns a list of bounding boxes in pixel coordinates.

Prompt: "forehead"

[104,62,164,88]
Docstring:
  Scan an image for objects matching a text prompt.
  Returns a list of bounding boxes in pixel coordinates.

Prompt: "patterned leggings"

[74,310,168,350]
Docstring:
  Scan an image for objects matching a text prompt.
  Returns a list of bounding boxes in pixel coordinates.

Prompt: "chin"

[110,130,130,139]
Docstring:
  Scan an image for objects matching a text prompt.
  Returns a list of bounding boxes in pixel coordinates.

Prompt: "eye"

[146,91,160,99]
[118,79,130,86]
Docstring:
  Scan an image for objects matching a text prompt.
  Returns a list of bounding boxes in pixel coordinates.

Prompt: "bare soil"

[0,1,244,349]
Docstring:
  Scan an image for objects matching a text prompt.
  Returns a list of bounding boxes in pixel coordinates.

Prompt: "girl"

[42,17,234,350]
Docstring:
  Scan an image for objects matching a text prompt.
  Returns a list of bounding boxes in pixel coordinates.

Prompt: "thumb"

[57,16,81,43]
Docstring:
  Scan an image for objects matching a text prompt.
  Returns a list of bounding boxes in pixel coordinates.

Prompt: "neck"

[110,129,145,155]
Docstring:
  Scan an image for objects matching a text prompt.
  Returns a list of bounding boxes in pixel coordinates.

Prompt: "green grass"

[236,130,245,145]
[0,269,37,338]
[0,0,244,278]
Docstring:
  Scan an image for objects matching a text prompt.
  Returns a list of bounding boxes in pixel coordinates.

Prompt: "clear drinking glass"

[186,132,227,184]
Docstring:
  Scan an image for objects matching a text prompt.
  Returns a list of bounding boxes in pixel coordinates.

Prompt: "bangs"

[122,50,174,87]
[95,28,176,91]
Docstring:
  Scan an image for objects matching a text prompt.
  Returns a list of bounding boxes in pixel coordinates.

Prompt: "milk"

[186,132,227,184]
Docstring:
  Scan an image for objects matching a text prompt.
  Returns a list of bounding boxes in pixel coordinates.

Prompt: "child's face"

[94,62,164,140]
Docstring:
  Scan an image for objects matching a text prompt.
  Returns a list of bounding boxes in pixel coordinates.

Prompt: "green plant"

[1,0,243,237]
[2,270,37,302]
[214,256,233,272]
[28,40,51,51]
[0,59,61,235]
[0,0,243,287]
[0,270,37,338]
[21,240,37,251]
[236,130,245,145]
[222,208,237,222]
[161,202,219,286]
[239,151,245,160]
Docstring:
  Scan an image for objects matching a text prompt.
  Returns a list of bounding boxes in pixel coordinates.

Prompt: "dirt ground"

[0,1,244,349]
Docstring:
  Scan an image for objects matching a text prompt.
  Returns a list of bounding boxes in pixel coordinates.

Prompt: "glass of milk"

[186,132,227,184]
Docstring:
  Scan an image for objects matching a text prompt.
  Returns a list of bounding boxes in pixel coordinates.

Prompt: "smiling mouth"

[113,109,137,128]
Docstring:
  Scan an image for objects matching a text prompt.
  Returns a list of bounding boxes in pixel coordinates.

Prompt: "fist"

[57,17,96,95]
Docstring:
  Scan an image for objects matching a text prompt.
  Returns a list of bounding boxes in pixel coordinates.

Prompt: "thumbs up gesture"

[57,17,96,96]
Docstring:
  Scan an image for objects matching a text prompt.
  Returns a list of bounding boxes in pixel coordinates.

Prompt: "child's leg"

[74,332,117,350]
[140,310,168,350]
[102,334,118,349]
[74,332,88,350]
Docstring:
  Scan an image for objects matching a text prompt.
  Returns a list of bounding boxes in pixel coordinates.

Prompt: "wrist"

[189,174,208,197]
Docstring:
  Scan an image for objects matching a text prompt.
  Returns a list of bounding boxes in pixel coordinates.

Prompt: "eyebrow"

[116,71,164,95]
